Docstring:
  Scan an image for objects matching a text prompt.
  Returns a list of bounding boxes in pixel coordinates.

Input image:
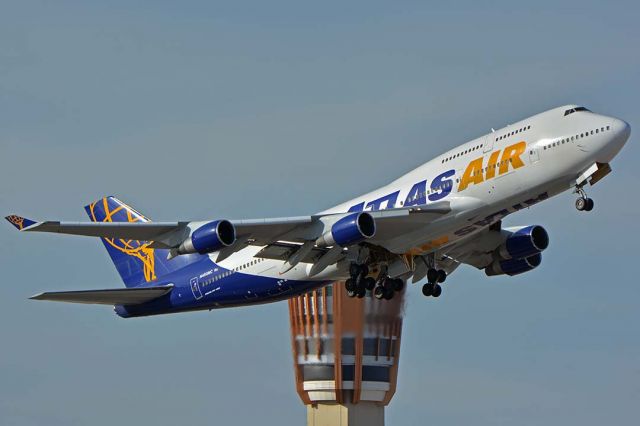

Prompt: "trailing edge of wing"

[29,285,173,305]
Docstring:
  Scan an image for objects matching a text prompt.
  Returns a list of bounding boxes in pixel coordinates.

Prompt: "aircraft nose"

[618,119,631,141]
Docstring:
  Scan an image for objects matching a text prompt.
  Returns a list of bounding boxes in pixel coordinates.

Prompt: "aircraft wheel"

[432,284,442,298]
[364,277,376,291]
[437,270,447,283]
[575,197,587,211]
[392,279,404,292]
[374,285,385,300]
[427,268,439,283]
[347,288,357,298]
[585,198,594,211]
[345,279,355,292]
[383,288,394,300]
[383,278,394,290]
[422,283,434,297]
[356,287,366,298]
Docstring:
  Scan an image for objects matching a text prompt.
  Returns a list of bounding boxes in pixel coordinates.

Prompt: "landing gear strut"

[422,268,446,298]
[575,187,594,212]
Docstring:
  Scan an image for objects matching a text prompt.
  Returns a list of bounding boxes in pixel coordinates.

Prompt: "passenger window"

[607,125,610,130]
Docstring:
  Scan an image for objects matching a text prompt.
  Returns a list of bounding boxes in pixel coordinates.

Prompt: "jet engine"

[485,253,542,276]
[316,212,376,247]
[496,225,549,260]
[174,220,236,255]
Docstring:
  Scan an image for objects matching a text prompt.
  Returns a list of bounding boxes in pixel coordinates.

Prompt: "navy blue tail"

[85,196,204,287]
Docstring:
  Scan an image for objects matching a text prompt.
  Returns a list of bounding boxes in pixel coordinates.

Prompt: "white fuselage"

[213,105,630,282]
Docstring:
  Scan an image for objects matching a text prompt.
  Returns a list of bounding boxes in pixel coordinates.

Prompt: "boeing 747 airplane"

[6,105,630,317]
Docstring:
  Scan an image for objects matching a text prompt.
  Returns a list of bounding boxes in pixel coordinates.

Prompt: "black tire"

[347,288,357,298]
[383,288,394,300]
[432,284,442,298]
[575,197,586,211]
[585,198,594,211]
[437,270,447,283]
[356,287,366,298]
[364,277,376,291]
[374,285,385,300]
[383,278,394,290]
[427,268,439,283]
[345,278,355,292]
[392,279,404,292]
[422,283,434,297]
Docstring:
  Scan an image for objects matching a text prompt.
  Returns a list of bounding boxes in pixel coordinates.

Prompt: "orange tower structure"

[288,282,405,426]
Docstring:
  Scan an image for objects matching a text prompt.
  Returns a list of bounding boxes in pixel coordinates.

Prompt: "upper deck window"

[564,106,591,116]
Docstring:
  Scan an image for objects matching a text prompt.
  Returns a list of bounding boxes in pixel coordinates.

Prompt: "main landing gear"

[422,268,446,298]
[345,263,403,301]
[345,264,371,299]
[575,187,594,212]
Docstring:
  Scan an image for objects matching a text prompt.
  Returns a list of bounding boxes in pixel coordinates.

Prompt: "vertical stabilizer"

[85,196,203,287]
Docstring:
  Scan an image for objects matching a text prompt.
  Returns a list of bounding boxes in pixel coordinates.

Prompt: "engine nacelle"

[175,220,236,255]
[316,212,376,247]
[496,225,549,260]
[485,253,542,276]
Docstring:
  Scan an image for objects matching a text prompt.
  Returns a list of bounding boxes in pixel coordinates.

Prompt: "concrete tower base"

[307,403,384,426]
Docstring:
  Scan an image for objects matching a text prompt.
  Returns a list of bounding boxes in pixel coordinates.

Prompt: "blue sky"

[1,1,638,424]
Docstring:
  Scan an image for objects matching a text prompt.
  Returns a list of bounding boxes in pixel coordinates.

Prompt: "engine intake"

[497,225,549,260]
[316,212,376,247]
[175,220,236,255]
[485,253,542,276]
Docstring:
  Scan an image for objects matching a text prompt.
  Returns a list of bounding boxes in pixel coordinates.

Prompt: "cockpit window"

[564,106,591,116]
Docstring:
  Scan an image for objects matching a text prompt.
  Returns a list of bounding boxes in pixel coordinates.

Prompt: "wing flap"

[255,241,329,264]
[30,285,173,305]
[368,201,451,244]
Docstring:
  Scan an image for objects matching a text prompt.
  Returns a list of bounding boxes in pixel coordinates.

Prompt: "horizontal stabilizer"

[5,215,37,230]
[30,285,173,305]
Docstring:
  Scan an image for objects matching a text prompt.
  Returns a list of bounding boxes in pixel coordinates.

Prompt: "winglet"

[5,215,38,231]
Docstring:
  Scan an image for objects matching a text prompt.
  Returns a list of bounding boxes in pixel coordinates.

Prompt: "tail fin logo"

[6,215,28,230]
[87,197,157,282]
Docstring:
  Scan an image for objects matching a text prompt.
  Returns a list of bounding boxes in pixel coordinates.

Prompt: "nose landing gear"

[575,187,594,212]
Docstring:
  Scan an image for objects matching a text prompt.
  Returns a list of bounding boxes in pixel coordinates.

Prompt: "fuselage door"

[529,145,540,163]
[190,277,203,300]
[483,134,495,153]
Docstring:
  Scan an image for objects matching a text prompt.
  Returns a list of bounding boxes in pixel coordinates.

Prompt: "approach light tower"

[288,282,405,426]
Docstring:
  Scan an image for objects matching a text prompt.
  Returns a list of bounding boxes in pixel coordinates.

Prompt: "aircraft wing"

[30,285,173,305]
[412,222,507,281]
[5,201,451,251]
